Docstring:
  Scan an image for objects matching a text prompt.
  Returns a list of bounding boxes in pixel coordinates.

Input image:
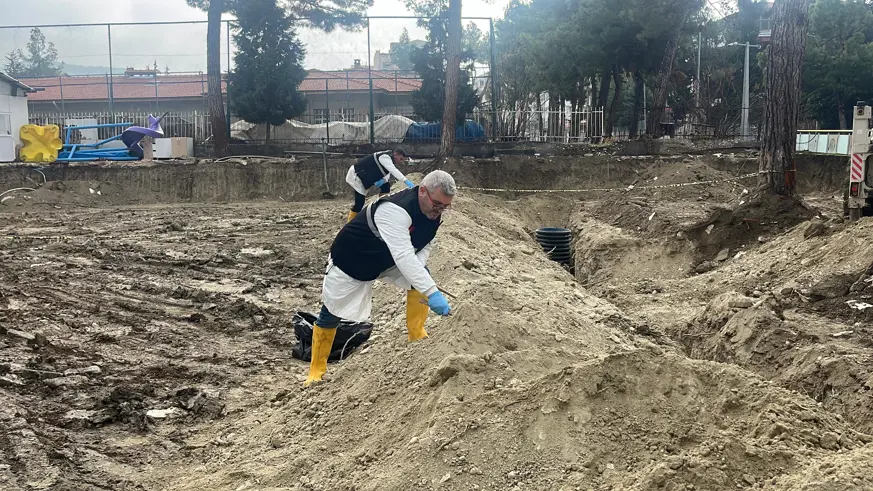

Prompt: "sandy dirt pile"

[569,156,873,489]
[2,154,873,490]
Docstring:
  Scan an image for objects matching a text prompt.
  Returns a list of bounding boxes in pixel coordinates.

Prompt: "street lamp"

[727,41,761,141]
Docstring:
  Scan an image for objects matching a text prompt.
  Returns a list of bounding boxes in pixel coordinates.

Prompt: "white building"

[0,72,35,162]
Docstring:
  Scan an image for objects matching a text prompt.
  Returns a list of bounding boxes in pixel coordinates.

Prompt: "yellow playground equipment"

[19,124,63,163]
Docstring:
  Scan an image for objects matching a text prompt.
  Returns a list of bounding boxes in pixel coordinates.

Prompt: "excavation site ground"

[3,147,873,491]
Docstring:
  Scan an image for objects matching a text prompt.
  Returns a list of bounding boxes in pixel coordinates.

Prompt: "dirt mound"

[174,349,868,491]
[687,192,819,268]
[3,156,873,490]
[117,196,869,491]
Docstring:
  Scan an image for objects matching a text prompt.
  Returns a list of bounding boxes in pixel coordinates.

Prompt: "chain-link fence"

[1,17,544,146]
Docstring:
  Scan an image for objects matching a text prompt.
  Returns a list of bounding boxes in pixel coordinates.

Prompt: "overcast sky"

[0,0,510,73]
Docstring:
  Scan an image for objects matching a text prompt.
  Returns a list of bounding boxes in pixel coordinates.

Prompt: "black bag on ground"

[290,311,373,363]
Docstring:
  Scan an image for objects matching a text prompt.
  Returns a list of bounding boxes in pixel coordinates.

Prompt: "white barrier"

[796,131,852,155]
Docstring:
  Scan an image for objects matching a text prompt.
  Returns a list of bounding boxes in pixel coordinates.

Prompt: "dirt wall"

[445,155,670,192]
[0,158,358,204]
[0,152,848,207]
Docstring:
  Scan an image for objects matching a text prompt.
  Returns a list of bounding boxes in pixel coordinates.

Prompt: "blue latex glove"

[404,179,415,189]
[373,178,387,188]
[427,291,451,316]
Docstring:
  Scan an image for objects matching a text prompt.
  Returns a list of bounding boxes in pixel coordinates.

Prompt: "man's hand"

[404,179,415,189]
[373,178,387,188]
[427,291,451,316]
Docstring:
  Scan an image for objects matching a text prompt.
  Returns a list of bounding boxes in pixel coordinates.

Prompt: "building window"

[313,109,328,124]
[334,108,356,122]
[0,113,11,135]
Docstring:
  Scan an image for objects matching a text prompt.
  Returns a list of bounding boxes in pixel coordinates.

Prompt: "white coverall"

[345,153,408,195]
[323,201,437,322]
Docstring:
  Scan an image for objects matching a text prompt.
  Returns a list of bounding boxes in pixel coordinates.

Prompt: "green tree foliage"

[803,0,873,129]
[7,28,65,77]
[187,0,369,30]
[229,0,308,144]
[186,0,371,154]
[494,0,704,139]
[389,28,415,71]
[463,22,489,65]
[408,12,481,123]
[3,50,26,78]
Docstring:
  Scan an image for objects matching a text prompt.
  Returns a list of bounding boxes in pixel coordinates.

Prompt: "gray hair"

[421,170,457,196]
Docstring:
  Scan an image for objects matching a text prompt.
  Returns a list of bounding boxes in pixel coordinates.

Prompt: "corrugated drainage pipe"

[535,227,572,265]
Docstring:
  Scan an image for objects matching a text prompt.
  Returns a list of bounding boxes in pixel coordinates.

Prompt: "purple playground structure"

[57,113,166,162]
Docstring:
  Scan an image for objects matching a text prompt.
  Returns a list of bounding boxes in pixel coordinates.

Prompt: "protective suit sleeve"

[378,154,407,183]
[373,202,438,296]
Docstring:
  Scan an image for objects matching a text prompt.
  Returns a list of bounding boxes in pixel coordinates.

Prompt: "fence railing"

[3,17,500,145]
[29,107,607,146]
[493,108,605,143]
[29,111,212,143]
[796,130,853,155]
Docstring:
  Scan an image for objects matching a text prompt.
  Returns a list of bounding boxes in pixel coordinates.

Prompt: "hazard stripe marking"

[851,154,864,182]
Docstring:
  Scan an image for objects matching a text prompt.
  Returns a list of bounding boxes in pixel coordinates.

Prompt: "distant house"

[756,1,774,44]
[18,67,422,125]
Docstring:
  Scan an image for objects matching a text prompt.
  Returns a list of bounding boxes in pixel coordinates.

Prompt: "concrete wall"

[0,81,30,152]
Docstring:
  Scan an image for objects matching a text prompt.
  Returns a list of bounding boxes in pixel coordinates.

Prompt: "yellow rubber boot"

[406,289,429,342]
[304,325,337,387]
[347,210,358,222]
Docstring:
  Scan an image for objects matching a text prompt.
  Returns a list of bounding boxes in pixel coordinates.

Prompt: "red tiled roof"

[19,70,422,102]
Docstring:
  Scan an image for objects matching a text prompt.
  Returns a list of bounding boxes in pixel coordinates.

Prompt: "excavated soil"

[2,152,873,491]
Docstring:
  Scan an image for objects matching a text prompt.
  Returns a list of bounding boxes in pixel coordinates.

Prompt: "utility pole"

[730,41,761,140]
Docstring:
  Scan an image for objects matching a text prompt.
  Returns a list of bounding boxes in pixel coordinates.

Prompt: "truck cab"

[846,104,873,220]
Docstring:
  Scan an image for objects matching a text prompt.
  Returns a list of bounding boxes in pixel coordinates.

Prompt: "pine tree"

[759,0,813,195]
[440,0,464,157]
[409,13,479,126]
[229,0,308,145]
[390,28,415,71]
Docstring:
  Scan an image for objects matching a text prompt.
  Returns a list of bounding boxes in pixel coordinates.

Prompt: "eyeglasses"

[422,186,451,212]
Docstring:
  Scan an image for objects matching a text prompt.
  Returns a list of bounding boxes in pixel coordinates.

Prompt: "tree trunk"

[438,0,463,158]
[606,64,623,138]
[207,0,228,158]
[646,4,692,138]
[570,97,579,140]
[266,124,272,146]
[630,70,644,139]
[838,101,847,130]
[591,76,599,108]
[597,68,611,109]
[548,93,560,140]
[759,0,812,195]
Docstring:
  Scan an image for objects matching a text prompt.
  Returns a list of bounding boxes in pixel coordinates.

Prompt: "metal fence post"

[325,78,331,145]
[107,24,115,123]
[59,76,65,113]
[367,17,375,145]
[225,20,232,141]
[489,18,498,141]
